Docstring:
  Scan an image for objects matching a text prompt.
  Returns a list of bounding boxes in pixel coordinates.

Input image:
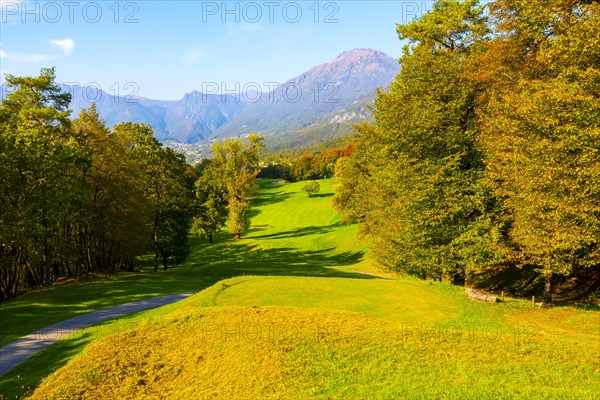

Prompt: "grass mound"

[30,302,600,400]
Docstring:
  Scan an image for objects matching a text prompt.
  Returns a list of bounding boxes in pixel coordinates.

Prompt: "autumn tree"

[73,105,151,273]
[479,0,600,304]
[0,69,195,300]
[335,0,599,304]
[113,123,193,271]
[335,0,507,282]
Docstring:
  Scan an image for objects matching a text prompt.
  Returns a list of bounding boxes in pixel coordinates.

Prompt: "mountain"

[158,92,246,143]
[0,49,399,147]
[213,49,399,138]
[62,86,247,144]
[0,83,246,144]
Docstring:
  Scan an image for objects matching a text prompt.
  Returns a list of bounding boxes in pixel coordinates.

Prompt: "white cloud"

[226,22,263,40]
[0,38,75,62]
[185,49,202,65]
[0,52,54,62]
[239,23,262,34]
[50,38,74,55]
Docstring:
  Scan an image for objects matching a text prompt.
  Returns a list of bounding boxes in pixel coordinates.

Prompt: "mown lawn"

[0,179,376,348]
[0,179,380,397]
[1,179,599,399]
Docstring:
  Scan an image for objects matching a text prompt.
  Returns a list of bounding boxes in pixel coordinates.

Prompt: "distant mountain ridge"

[0,49,400,145]
[213,49,399,139]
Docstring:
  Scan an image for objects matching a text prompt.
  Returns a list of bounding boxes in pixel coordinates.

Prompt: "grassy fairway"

[0,179,374,348]
[1,179,599,399]
[0,179,377,396]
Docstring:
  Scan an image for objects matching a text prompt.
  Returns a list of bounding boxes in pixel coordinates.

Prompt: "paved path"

[0,293,193,377]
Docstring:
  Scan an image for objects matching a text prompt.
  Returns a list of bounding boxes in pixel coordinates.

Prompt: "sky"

[0,1,432,100]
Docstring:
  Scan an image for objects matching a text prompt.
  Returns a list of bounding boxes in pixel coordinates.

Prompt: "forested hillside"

[0,70,193,300]
[335,0,600,304]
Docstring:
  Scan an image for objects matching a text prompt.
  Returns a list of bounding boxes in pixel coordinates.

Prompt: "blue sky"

[0,1,431,100]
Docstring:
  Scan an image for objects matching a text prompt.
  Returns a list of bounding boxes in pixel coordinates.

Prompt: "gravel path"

[0,293,193,377]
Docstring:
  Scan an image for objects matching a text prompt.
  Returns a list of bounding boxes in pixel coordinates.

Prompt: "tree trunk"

[543,274,552,306]
[208,234,213,244]
[153,215,159,272]
[43,237,51,287]
[234,232,241,240]
[163,255,168,271]
[86,247,93,274]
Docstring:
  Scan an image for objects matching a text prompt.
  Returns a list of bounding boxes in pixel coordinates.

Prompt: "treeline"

[335,0,600,304]
[0,69,193,300]
[259,142,359,182]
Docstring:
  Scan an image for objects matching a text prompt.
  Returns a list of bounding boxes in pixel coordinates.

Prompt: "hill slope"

[20,180,600,400]
[30,300,597,399]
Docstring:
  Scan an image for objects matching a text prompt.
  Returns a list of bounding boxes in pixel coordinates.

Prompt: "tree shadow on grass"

[248,208,262,219]
[469,264,600,307]
[248,224,340,240]
[553,301,600,311]
[0,230,365,348]
[252,190,292,207]
[87,234,372,309]
[244,226,269,236]
[212,245,368,279]
[185,239,369,279]
[0,236,372,398]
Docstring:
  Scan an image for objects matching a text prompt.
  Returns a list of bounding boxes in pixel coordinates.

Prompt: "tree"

[301,181,321,198]
[479,0,600,305]
[153,149,193,270]
[73,105,151,273]
[335,0,504,282]
[198,135,264,240]
[0,70,195,300]
[113,123,193,271]
[333,140,371,223]
[226,196,252,240]
[335,0,599,303]
[0,67,88,290]
[293,154,315,180]
[193,159,227,243]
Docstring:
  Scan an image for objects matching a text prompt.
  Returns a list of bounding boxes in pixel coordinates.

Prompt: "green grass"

[0,179,377,347]
[25,278,600,399]
[213,276,464,323]
[0,179,383,397]
[1,179,599,399]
